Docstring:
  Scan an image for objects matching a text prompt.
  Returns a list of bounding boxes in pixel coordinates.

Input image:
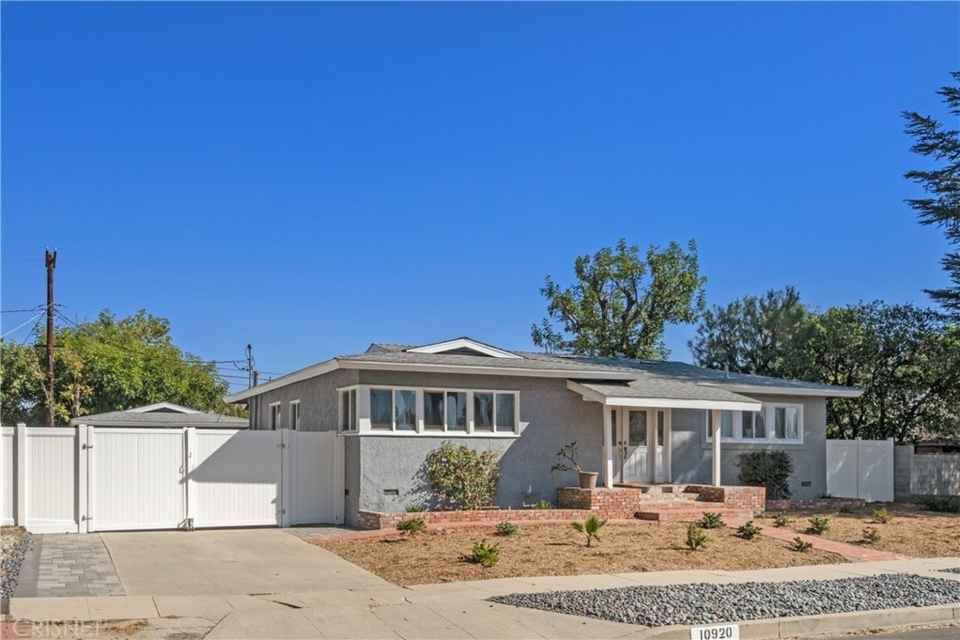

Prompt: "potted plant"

[551,441,599,489]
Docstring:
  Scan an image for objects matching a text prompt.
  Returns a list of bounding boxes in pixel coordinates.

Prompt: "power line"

[1,305,46,314]
[0,310,47,339]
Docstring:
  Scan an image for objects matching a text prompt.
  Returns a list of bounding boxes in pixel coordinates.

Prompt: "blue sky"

[3,3,956,391]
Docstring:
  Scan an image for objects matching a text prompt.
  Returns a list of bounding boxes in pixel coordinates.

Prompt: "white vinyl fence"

[826,438,895,502]
[1,424,344,533]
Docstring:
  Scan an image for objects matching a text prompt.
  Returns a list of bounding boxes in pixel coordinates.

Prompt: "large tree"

[1,310,238,425]
[531,239,705,360]
[904,71,960,315]
[688,287,809,377]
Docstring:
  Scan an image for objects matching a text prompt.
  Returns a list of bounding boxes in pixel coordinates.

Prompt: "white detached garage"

[1,403,344,533]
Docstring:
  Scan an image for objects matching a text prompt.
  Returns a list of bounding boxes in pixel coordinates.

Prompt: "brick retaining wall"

[356,508,624,530]
[558,485,766,514]
[765,498,866,512]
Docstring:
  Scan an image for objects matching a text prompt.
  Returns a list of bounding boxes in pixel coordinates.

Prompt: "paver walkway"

[760,525,909,561]
[14,534,124,598]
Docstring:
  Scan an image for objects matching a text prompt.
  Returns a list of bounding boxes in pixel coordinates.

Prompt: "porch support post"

[646,409,656,483]
[711,409,722,486]
[602,406,614,488]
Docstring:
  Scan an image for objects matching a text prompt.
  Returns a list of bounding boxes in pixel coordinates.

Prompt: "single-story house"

[225,337,861,526]
[69,402,248,429]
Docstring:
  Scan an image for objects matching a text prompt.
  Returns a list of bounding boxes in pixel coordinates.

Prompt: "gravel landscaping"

[491,573,960,627]
[1,526,32,599]
[940,567,960,574]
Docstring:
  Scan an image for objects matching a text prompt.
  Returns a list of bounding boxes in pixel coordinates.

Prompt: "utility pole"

[45,249,57,427]
[245,344,255,388]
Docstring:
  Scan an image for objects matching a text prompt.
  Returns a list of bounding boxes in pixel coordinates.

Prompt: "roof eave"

[565,381,762,412]
[699,381,864,398]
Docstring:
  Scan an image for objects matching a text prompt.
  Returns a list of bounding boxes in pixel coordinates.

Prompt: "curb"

[641,604,959,639]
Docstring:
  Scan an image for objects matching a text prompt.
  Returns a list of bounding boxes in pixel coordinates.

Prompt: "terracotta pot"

[578,471,599,489]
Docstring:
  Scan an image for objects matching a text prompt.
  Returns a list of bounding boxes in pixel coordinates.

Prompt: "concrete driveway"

[101,528,391,596]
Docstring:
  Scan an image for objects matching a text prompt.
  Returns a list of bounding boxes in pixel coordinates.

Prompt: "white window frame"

[338,386,359,433]
[289,400,301,431]
[338,384,521,437]
[705,404,803,445]
[368,387,419,432]
[269,402,282,431]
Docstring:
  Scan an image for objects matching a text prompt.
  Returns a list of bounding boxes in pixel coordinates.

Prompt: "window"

[424,392,445,431]
[628,410,647,446]
[289,400,301,430]
[446,392,467,431]
[474,392,494,432]
[494,393,516,432]
[371,388,393,430]
[339,389,358,432]
[269,403,281,431]
[395,390,416,431]
[705,405,800,443]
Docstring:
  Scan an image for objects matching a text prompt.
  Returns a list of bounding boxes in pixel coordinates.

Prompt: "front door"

[612,408,670,483]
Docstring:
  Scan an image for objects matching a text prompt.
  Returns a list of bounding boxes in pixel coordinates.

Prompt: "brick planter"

[356,508,617,531]
[765,498,866,512]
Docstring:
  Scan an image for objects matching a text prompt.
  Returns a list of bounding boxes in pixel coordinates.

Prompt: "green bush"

[495,521,519,536]
[571,515,607,547]
[424,442,500,510]
[789,536,813,552]
[467,540,501,568]
[918,495,960,513]
[806,515,831,535]
[737,450,793,499]
[773,512,791,528]
[736,520,762,540]
[396,517,425,536]
[871,507,892,524]
[862,527,881,544]
[533,499,553,510]
[698,512,725,529]
[686,523,708,550]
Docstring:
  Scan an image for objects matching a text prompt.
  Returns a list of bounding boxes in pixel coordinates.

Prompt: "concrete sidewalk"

[8,557,960,639]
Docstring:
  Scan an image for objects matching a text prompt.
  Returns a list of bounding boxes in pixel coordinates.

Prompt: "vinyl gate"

[826,438,895,502]
[1,425,344,533]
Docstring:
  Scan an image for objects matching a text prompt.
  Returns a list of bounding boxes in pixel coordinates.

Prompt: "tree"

[531,239,705,359]
[688,287,809,377]
[1,310,239,425]
[904,71,960,315]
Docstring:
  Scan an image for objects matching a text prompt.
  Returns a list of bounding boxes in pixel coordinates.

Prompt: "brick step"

[634,507,754,524]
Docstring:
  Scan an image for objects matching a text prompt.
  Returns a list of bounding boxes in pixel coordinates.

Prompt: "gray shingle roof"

[575,380,759,404]
[70,408,247,428]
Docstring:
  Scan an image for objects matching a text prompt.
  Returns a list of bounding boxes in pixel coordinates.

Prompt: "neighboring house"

[69,402,247,429]
[226,337,861,526]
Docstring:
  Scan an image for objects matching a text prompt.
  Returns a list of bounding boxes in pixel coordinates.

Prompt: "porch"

[566,379,763,488]
[556,483,766,521]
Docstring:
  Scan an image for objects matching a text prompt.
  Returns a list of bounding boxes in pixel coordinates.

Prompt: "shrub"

[862,527,881,545]
[871,507,892,524]
[495,521,519,536]
[467,540,501,568]
[789,536,813,552]
[550,441,584,474]
[918,496,960,513]
[533,499,553,510]
[773,512,791,528]
[424,442,500,510]
[806,515,831,535]
[571,515,607,547]
[839,503,856,514]
[698,512,725,529]
[405,503,426,513]
[396,517,425,536]
[736,520,763,540]
[686,523,708,550]
[737,450,793,499]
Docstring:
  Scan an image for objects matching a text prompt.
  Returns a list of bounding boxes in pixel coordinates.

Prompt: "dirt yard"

[316,522,844,586]
[764,504,960,558]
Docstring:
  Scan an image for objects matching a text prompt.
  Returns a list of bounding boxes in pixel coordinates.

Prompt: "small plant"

[495,521,519,536]
[839,503,856,514]
[871,507,892,524]
[686,523,708,550]
[862,527,881,545]
[773,512,791,528]
[698,512,725,529]
[918,495,960,513]
[396,517,425,536]
[405,503,426,513]
[533,499,553,510]
[571,515,607,547]
[789,536,813,552]
[736,520,763,540]
[551,441,584,473]
[466,540,500,568]
[806,515,831,535]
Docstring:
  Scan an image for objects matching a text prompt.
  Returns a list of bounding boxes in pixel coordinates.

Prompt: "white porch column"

[663,410,673,483]
[602,407,614,488]
[646,408,657,483]
[711,409,722,486]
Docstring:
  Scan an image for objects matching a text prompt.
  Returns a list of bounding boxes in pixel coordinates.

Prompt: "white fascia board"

[128,402,200,414]
[565,380,761,412]
[698,382,863,398]
[406,338,522,359]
